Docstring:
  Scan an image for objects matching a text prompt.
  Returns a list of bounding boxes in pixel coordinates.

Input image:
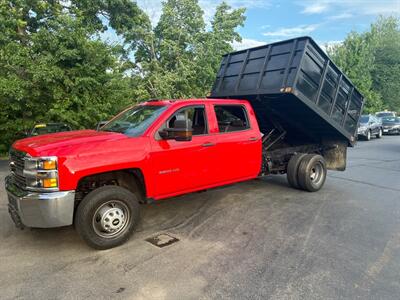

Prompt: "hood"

[382,122,400,126]
[12,130,128,157]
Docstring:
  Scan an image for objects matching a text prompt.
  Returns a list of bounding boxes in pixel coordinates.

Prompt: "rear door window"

[214,105,249,133]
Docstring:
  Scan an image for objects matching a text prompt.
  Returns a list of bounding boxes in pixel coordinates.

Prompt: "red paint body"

[12,99,262,200]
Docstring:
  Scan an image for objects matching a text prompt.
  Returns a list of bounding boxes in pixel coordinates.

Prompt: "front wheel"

[297,154,327,192]
[75,186,140,250]
[366,130,371,141]
[376,128,382,138]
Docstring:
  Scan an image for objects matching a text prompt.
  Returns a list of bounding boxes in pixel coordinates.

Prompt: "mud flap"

[322,140,347,171]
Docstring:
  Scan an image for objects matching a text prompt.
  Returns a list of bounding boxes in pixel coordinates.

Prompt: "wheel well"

[75,169,146,203]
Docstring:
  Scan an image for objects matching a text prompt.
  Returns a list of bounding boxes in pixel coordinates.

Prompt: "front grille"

[9,148,27,189]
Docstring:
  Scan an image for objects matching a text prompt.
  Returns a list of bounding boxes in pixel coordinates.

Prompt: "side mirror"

[159,120,193,141]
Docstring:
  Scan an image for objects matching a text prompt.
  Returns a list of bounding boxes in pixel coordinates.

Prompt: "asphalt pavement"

[1,136,400,299]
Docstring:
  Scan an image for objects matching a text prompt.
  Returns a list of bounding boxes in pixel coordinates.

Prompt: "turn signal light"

[43,160,57,170]
[43,178,58,188]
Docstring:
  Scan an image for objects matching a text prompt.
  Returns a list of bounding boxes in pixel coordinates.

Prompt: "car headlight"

[24,156,59,190]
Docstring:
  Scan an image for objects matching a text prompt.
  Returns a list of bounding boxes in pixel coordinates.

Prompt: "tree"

[327,16,400,113]
[124,0,246,99]
[327,32,382,113]
[367,16,400,111]
[0,0,147,152]
[0,0,246,152]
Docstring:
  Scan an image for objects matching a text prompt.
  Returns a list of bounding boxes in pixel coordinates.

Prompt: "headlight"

[24,156,59,190]
[25,157,57,170]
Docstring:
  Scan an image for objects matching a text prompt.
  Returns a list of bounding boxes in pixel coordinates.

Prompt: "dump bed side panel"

[210,36,364,145]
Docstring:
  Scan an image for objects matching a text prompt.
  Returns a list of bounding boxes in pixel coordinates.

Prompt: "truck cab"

[6,99,262,249]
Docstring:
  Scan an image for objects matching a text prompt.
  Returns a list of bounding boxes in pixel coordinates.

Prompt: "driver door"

[149,105,217,198]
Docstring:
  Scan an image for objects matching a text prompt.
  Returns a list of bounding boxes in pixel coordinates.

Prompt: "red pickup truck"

[5,37,364,249]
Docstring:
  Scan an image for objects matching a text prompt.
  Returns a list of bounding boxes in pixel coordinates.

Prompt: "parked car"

[29,123,72,136]
[5,37,364,249]
[376,111,396,118]
[357,115,383,140]
[382,116,400,135]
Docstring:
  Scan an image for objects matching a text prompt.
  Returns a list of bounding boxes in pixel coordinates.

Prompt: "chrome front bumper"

[5,175,75,228]
[357,129,367,136]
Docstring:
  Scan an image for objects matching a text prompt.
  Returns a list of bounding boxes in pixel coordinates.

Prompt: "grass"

[0,153,8,160]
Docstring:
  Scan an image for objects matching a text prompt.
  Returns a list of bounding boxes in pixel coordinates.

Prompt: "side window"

[167,106,208,135]
[214,105,249,133]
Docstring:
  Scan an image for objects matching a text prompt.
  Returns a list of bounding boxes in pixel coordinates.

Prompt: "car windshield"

[359,116,369,124]
[31,124,71,135]
[376,112,394,118]
[101,105,168,137]
[382,117,397,123]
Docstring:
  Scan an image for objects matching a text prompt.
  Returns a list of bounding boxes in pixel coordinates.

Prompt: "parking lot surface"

[1,136,400,299]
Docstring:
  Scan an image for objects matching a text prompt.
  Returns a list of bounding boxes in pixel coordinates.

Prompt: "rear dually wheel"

[287,153,307,189]
[297,154,327,192]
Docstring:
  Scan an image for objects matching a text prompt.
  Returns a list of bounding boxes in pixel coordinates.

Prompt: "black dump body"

[209,36,364,147]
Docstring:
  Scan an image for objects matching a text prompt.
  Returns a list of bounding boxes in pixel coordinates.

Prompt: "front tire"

[376,128,382,138]
[366,130,371,141]
[297,154,327,192]
[75,186,140,250]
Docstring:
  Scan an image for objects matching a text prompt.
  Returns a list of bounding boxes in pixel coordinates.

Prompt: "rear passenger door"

[212,104,261,183]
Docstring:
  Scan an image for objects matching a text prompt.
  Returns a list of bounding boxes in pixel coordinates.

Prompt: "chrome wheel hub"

[99,206,125,233]
[310,168,317,180]
[310,163,324,186]
[92,201,130,238]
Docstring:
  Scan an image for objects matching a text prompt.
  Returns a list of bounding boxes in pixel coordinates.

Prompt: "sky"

[103,0,400,51]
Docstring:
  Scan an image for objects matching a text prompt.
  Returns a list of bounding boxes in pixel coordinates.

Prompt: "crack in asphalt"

[359,164,400,173]
[329,175,400,192]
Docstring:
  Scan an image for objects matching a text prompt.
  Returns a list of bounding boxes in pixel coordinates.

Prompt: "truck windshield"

[101,105,167,137]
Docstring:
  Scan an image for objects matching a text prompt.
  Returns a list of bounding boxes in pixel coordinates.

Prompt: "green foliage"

[0,0,246,151]
[131,0,245,99]
[0,0,147,151]
[328,16,400,113]
[368,16,400,111]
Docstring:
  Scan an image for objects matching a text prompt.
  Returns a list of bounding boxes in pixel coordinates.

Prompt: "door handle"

[202,142,215,147]
[248,137,258,141]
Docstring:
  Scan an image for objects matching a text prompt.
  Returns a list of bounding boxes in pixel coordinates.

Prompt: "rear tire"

[287,153,307,189]
[75,186,140,250]
[376,128,382,138]
[297,154,327,192]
